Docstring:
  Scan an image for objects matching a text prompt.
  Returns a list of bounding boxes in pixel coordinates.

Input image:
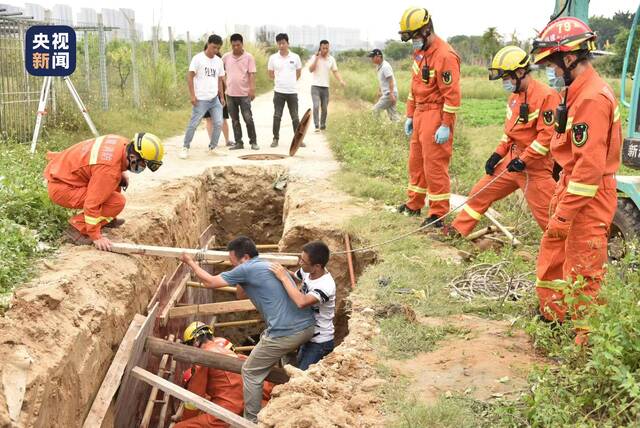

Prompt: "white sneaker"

[179,147,189,159]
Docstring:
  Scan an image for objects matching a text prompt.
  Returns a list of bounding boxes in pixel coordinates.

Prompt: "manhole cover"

[239,154,287,161]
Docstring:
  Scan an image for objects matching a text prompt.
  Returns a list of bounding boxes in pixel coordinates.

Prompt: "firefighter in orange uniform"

[530,17,622,344]
[176,322,273,428]
[397,7,461,228]
[451,46,559,236]
[43,133,164,251]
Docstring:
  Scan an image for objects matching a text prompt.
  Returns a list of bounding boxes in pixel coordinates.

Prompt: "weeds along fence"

[1,13,249,144]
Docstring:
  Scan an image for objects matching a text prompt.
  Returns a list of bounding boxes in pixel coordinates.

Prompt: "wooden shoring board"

[139,335,174,428]
[198,224,216,249]
[114,302,159,428]
[82,314,146,428]
[159,270,190,327]
[156,359,177,428]
[131,367,257,428]
[168,300,257,320]
[147,275,168,314]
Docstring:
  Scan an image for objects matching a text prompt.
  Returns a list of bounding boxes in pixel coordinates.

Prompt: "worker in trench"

[175,322,273,428]
[43,133,164,251]
[448,46,559,238]
[530,17,622,345]
[397,6,461,229]
[180,236,315,423]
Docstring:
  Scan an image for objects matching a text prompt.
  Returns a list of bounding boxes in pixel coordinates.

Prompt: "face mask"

[129,157,146,174]
[502,79,516,93]
[546,67,565,90]
[412,38,424,51]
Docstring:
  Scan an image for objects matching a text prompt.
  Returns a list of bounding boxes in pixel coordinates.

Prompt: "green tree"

[448,35,484,65]
[107,43,132,96]
[384,40,413,61]
[480,27,503,64]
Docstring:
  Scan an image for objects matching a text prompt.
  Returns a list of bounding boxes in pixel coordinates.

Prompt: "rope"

[448,261,535,302]
[335,168,511,254]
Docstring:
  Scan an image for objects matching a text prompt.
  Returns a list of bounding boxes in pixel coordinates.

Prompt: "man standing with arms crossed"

[180,34,226,159]
[223,33,259,151]
[369,48,400,122]
[309,40,345,132]
[268,33,302,148]
[397,7,461,228]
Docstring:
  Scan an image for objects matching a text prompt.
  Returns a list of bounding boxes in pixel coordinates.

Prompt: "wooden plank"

[131,367,257,428]
[82,314,146,428]
[110,243,298,265]
[147,275,167,313]
[234,346,255,352]
[168,300,256,320]
[145,337,289,385]
[159,274,189,327]
[186,281,236,293]
[214,319,263,328]
[198,224,216,249]
[114,303,159,428]
[344,233,357,288]
[140,335,174,428]
[156,359,176,428]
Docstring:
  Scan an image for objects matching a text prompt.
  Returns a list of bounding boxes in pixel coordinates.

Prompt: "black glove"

[507,158,526,173]
[485,152,502,176]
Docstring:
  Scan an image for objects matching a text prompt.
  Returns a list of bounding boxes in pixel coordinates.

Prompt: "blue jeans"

[183,98,222,149]
[297,339,334,370]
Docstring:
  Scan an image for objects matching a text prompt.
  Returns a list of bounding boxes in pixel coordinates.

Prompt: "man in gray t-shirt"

[368,48,400,121]
[181,236,314,423]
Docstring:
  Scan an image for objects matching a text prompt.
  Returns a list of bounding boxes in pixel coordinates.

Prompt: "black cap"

[367,48,383,57]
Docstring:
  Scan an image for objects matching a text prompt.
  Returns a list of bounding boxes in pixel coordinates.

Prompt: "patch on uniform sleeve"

[442,71,452,85]
[543,110,554,126]
[571,123,588,147]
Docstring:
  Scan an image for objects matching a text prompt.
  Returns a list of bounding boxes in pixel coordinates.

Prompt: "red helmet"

[531,17,597,64]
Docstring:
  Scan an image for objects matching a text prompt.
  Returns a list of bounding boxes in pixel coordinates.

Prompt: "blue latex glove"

[434,125,450,144]
[404,118,413,136]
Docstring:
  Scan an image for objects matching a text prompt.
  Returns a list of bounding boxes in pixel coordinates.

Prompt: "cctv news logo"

[25,25,76,77]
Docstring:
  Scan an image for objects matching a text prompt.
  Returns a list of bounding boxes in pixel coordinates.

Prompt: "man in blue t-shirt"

[181,236,314,423]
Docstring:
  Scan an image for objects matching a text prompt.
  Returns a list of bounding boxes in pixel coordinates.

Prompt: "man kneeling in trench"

[181,236,315,423]
[175,322,273,427]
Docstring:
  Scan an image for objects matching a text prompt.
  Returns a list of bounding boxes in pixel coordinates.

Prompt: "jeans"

[311,85,329,129]
[372,92,400,122]
[272,91,299,140]
[297,339,335,370]
[242,326,314,422]
[183,97,222,149]
[227,95,257,145]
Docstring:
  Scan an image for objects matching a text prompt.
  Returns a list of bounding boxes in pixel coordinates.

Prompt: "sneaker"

[226,140,235,147]
[320,126,326,131]
[314,128,321,133]
[229,143,244,151]
[397,203,421,217]
[300,142,307,147]
[179,147,189,159]
[271,138,279,148]
[103,218,125,229]
[251,143,260,150]
[420,215,444,229]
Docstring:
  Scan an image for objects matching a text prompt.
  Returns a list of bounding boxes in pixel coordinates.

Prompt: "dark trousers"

[227,95,257,145]
[272,91,299,140]
[297,339,335,370]
[311,85,329,129]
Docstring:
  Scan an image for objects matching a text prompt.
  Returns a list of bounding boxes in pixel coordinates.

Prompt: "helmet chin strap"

[551,53,583,87]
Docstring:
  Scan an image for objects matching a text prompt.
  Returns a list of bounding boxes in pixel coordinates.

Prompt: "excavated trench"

[0,164,371,427]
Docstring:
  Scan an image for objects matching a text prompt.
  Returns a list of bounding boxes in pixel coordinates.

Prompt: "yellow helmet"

[488,46,531,80]
[132,132,164,172]
[183,321,213,344]
[399,7,431,42]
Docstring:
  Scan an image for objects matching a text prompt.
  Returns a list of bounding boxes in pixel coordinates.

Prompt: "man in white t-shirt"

[180,34,226,159]
[270,240,336,370]
[309,40,345,132]
[368,48,400,122]
[267,33,302,148]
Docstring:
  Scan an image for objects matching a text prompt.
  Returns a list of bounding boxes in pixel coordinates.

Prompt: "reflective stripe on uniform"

[412,61,420,75]
[407,184,428,194]
[567,180,598,197]
[89,136,107,165]
[407,92,414,101]
[528,109,540,121]
[535,278,568,291]
[428,193,450,202]
[462,204,482,220]
[500,133,509,143]
[530,140,549,155]
[506,105,512,120]
[84,215,113,225]
[443,104,460,114]
[566,116,574,129]
[613,105,620,123]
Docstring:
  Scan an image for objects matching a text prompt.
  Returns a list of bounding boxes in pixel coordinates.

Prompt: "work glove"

[484,152,502,176]
[507,158,526,173]
[404,118,413,136]
[545,215,571,240]
[434,125,450,144]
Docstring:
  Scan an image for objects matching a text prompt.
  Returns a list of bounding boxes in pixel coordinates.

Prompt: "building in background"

[255,23,364,50]
[24,2,44,21]
[77,7,97,26]
[51,4,72,25]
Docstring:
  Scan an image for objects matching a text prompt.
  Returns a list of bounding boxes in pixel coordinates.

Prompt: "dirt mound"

[388,314,546,402]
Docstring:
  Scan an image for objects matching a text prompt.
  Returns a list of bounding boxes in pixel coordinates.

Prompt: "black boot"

[420,214,444,228]
[397,204,421,217]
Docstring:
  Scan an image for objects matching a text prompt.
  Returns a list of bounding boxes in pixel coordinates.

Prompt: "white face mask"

[546,67,565,90]
[412,38,424,51]
[502,79,516,93]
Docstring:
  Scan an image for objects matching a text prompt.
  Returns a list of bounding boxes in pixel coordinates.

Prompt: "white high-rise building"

[77,8,97,26]
[51,4,73,26]
[24,3,45,21]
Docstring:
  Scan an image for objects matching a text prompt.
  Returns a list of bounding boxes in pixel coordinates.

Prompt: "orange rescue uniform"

[44,135,129,241]
[406,35,461,217]
[452,78,560,236]
[176,342,273,428]
[536,63,622,326]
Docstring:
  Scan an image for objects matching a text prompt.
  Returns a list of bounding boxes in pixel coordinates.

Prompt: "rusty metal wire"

[448,261,534,302]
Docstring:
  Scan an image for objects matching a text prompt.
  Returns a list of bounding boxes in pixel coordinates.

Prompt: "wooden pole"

[144,337,289,384]
[186,281,236,293]
[234,346,255,352]
[131,367,257,428]
[140,335,174,428]
[168,300,256,320]
[110,243,298,265]
[484,212,521,246]
[214,319,262,328]
[344,234,357,288]
[156,359,176,428]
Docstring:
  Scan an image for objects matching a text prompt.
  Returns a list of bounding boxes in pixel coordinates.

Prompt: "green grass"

[0,107,191,304]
